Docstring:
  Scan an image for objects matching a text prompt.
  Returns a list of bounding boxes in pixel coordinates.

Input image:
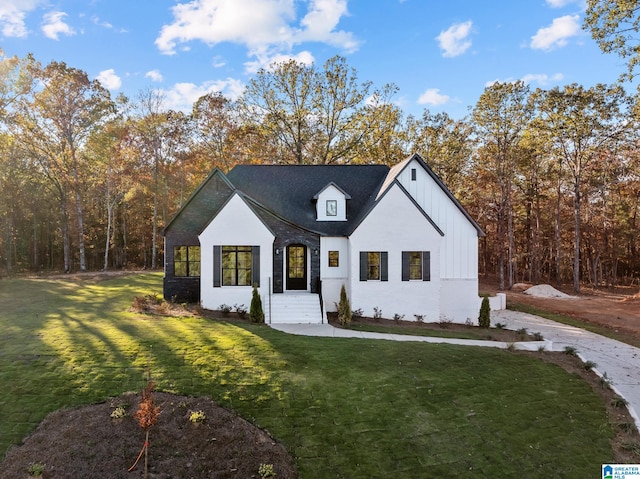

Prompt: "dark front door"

[286,244,307,290]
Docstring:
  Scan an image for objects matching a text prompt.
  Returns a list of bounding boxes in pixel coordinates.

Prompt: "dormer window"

[313,182,351,222]
[326,200,337,216]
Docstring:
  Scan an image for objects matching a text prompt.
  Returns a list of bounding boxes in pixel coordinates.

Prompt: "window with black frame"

[173,246,201,277]
[222,246,252,286]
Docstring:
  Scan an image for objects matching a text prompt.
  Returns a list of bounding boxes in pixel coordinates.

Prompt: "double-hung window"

[359,251,388,281]
[173,246,201,277]
[402,251,431,281]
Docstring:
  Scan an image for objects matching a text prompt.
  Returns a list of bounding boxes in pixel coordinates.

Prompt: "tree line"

[1,17,639,292]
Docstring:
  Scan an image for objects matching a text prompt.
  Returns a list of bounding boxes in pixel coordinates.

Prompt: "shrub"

[111,405,127,419]
[218,304,232,314]
[373,307,382,319]
[563,346,578,356]
[337,284,352,326]
[478,296,490,329]
[352,308,363,318]
[516,327,528,340]
[189,410,206,423]
[611,396,628,408]
[258,463,275,478]
[414,314,425,323]
[438,316,452,328]
[250,284,265,323]
[393,313,404,323]
[234,303,247,318]
[28,462,45,477]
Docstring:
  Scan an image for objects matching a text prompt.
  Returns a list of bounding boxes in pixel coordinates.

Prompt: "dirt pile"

[524,284,576,299]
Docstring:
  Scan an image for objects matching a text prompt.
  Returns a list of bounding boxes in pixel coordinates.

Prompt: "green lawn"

[0,273,614,478]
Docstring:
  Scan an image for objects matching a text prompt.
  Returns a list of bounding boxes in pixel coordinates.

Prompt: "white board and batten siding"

[395,158,479,279]
[199,193,274,312]
[349,183,442,321]
[396,159,480,322]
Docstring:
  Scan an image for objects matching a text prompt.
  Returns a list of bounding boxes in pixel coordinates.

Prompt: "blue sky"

[0,0,630,118]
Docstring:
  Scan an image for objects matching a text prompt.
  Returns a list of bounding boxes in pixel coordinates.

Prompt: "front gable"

[348,182,442,320]
[199,192,275,311]
[162,168,235,237]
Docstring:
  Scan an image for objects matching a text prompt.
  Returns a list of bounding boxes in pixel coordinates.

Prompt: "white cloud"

[418,88,450,105]
[96,69,121,90]
[521,72,564,85]
[212,55,226,68]
[42,11,75,40]
[243,49,315,74]
[486,72,565,88]
[159,78,245,112]
[0,0,43,37]
[436,20,473,58]
[530,15,580,50]
[155,0,359,59]
[545,0,583,7]
[145,69,164,82]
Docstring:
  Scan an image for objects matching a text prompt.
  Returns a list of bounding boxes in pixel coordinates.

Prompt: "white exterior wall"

[396,159,478,280]
[395,159,480,321]
[199,194,274,312]
[440,279,481,322]
[315,185,348,221]
[320,237,350,312]
[349,184,442,321]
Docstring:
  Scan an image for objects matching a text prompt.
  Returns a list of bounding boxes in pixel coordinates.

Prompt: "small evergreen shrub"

[338,284,352,326]
[250,284,265,323]
[478,296,490,329]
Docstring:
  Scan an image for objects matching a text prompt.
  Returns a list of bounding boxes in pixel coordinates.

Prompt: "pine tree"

[478,296,490,329]
[338,284,352,326]
[250,284,264,323]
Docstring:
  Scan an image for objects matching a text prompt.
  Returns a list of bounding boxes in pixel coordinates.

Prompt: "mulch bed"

[0,392,298,479]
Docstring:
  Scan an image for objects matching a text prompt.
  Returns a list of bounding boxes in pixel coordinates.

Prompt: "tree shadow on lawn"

[1,274,639,478]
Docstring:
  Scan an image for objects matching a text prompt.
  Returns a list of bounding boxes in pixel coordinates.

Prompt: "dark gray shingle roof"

[226,164,390,236]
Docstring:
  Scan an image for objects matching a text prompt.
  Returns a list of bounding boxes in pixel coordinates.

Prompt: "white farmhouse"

[162,154,485,323]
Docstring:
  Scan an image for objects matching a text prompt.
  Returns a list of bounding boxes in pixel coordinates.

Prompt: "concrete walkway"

[269,309,640,431]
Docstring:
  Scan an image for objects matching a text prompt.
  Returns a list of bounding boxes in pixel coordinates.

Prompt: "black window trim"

[173,245,201,278]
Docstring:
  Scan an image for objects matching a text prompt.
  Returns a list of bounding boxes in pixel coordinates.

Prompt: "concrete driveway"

[493,309,640,431]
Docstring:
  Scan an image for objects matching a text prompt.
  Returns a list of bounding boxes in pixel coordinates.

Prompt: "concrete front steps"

[269,292,325,324]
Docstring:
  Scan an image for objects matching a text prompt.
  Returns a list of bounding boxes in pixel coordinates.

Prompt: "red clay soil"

[481,278,640,341]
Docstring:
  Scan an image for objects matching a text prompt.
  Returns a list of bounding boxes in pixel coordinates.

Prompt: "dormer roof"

[312,181,352,200]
